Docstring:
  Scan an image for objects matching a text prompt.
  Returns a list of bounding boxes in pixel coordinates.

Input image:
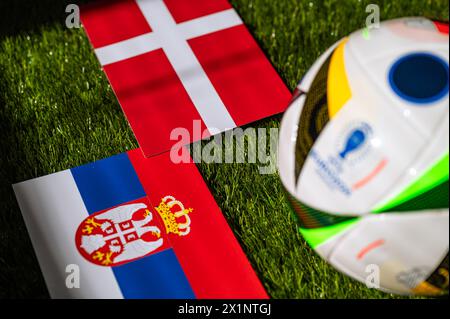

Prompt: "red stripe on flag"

[163,0,232,24]
[81,0,152,48]
[104,51,209,156]
[189,25,292,126]
[128,148,268,299]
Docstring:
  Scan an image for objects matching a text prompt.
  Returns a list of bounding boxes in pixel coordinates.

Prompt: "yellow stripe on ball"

[327,38,352,118]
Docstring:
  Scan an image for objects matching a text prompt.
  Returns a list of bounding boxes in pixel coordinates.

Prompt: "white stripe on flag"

[95,8,242,65]
[95,32,162,66]
[13,171,123,299]
[96,0,239,133]
[177,8,242,40]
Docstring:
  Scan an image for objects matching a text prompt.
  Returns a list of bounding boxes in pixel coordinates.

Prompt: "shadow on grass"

[0,0,104,298]
[0,0,94,40]
[0,70,49,298]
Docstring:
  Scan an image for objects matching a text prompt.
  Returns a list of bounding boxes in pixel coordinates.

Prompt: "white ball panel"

[315,225,357,260]
[363,53,448,139]
[348,17,448,65]
[296,93,427,214]
[328,210,449,294]
[377,115,449,209]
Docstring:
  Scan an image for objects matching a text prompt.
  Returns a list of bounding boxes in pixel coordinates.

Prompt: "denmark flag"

[81,0,291,157]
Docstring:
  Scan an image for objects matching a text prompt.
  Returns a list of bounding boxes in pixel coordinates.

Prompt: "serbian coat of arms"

[75,196,193,267]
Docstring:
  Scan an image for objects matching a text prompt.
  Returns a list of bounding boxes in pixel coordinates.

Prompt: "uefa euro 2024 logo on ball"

[328,122,374,173]
[337,122,373,162]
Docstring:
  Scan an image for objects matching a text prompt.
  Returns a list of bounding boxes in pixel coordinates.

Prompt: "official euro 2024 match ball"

[278,17,449,295]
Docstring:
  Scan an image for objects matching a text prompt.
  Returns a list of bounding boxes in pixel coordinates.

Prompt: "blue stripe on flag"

[112,249,196,299]
[71,152,195,299]
[71,153,146,213]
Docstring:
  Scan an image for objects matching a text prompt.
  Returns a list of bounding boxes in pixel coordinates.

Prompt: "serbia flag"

[13,148,268,299]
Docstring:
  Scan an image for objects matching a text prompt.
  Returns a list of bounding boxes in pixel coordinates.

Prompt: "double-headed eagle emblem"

[75,196,193,266]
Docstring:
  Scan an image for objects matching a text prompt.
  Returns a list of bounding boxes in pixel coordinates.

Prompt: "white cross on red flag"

[81,0,291,157]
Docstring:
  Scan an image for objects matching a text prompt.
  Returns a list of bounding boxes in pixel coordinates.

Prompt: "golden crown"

[155,196,193,236]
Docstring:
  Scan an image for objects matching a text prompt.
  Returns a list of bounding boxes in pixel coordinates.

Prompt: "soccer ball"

[278,17,449,295]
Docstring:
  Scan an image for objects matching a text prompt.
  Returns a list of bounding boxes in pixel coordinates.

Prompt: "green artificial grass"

[0,0,448,298]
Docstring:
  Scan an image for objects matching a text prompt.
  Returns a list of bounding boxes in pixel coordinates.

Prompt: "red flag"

[81,0,291,157]
[128,148,268,298]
